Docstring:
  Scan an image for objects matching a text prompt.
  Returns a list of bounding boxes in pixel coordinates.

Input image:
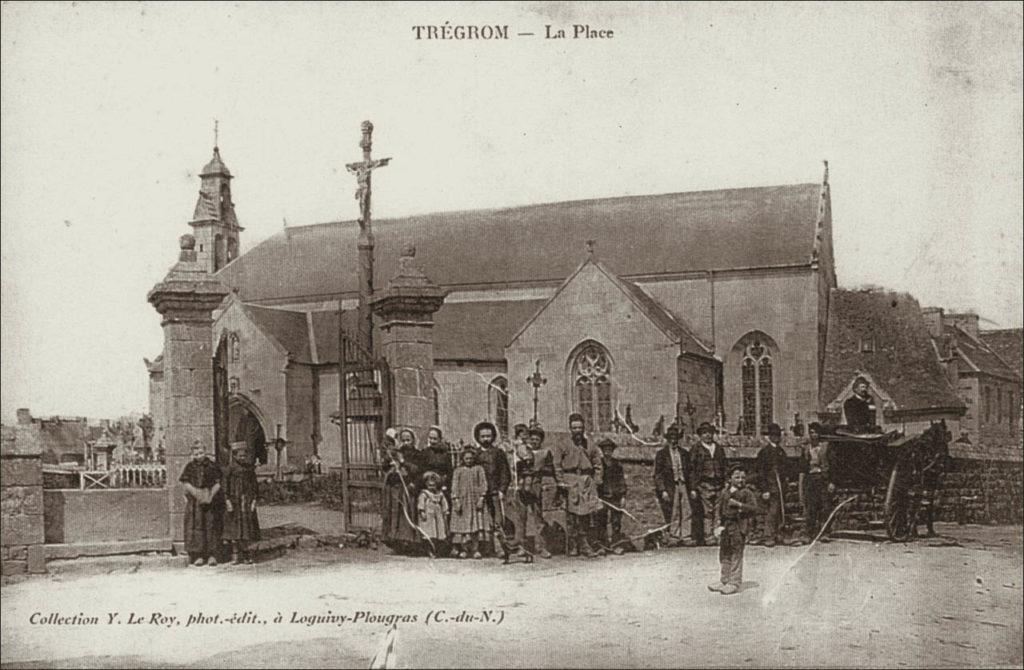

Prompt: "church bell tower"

[189,134,242,273]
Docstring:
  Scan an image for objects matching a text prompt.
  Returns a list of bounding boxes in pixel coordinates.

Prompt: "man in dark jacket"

[689,422,727,545]
[473,420,511,556]
[653,424,691,545]
[799,422,834,543]
[754,423,789,546]
[594,438,628,553]
[843,376,878,433]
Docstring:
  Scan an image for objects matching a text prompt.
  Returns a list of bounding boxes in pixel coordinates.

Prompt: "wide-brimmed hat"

[696,422,717,436]
[473,421,498,443]
[526,425,546,442]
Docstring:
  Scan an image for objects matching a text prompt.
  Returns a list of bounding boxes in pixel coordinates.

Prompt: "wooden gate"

[336,330,391,532]
[213,335,230,466]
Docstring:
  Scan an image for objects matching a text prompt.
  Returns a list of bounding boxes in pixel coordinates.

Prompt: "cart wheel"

[884,465,910,542]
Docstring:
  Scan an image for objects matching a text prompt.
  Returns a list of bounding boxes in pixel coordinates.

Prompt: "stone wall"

[642,268,822,432]
[43,490,169,545]
[676,354,720,432]
[1,425,47,575]
[435,363,507,443]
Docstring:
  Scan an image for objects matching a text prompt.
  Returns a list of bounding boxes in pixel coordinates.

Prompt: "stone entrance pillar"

[370,244,447,439]
[148,235,229,547]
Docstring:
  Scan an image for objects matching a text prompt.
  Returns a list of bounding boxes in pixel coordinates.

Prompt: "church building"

[145,143,1019,472]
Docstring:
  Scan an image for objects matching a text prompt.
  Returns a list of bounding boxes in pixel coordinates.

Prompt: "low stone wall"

[43,489,169,545]
[1,425,47,575]
[935,460,1023,524]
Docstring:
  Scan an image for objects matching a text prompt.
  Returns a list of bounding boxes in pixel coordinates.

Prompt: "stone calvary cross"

[345,121,391,353]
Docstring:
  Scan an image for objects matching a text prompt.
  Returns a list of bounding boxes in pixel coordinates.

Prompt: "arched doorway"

[229,398,268,466]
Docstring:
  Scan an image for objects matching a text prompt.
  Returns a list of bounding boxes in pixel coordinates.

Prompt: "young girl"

[449,448,490,559]
[223,443,260,564]
[417,471,450,557]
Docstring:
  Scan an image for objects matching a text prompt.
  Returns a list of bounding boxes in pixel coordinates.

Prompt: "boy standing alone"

[710,465,760,595]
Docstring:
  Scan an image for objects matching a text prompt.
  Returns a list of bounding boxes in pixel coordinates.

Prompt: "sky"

[1,1,1021,422]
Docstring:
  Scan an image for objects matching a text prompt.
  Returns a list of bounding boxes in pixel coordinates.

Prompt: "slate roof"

[249,300,548,364]
[433,300,547,360]
[216,183,823,303]
[242,304,314,363]
[979,329,1023,380]
[946,326,1020,382]
[821,289,964,413]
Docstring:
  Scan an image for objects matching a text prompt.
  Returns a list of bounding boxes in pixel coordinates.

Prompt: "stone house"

[820,289,967,438]
[922,310,1023,460]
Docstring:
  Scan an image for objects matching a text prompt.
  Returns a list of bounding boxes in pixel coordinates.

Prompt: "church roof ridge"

[290,180,823,233]
[217,181,824,303]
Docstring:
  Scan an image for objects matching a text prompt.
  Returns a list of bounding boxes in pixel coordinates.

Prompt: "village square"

[2,3,1021,669]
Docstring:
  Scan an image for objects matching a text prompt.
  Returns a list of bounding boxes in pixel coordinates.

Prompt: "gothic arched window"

[488,376,509,437]
[571,342,613,432]
[740,338,774,436]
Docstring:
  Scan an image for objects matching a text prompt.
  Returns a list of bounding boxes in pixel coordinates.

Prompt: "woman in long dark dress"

[179,442,224,567]
[380,428,422,554]
[223,443,260,564]
[421,426,454,494]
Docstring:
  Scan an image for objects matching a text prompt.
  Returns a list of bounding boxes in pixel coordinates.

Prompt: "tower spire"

[189,139,242,273]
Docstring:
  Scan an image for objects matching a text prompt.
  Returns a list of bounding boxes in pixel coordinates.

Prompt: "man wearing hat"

[594,437,628,553]
[689,422,727,545]
[799,422,835,543]
[843,376,878,433]
[653,424,691,545]
[754,423,789,547]
[514,424,555,558]
[554,413,603,557]
[473,420,512,556]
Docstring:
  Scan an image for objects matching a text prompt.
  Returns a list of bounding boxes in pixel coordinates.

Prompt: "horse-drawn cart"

[820,422,951,541]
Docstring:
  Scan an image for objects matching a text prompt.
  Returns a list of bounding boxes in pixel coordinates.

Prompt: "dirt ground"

[1,521,1020,669]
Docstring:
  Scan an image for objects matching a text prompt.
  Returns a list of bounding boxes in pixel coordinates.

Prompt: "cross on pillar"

[345,121,392,354]
[526,360,547,427]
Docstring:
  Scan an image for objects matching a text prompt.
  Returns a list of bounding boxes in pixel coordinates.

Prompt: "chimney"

[16,408,32,425]
[921,307,944,339]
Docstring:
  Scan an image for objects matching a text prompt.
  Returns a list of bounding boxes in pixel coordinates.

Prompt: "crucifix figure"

[344,121,391,354]
[526,360,547,427]
[346,121,392,236]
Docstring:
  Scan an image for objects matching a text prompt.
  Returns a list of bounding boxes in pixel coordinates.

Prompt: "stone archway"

[228,397,268,466]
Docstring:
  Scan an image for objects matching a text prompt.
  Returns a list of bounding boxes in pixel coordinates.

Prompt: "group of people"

[380,413,842,594]
[380,414,627,560]
[656,420,837,551]
[178,441,261,567]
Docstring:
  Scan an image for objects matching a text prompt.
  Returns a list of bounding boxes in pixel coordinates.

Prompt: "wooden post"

[338,318,350,533]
